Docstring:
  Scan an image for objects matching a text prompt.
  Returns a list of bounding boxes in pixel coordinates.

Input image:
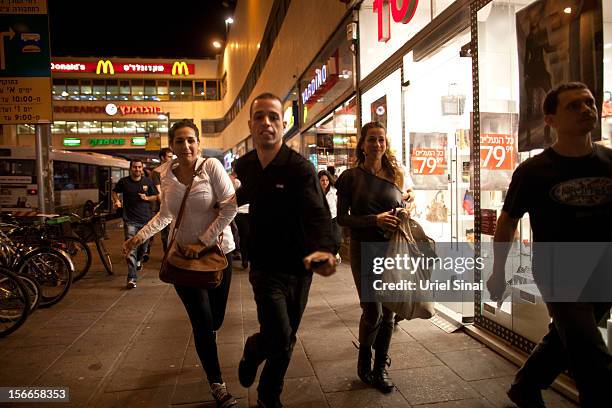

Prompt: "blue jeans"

[123,221,149,281]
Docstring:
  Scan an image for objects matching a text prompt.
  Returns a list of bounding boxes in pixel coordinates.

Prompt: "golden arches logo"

[172,61,190,76]
[96,60,114,75]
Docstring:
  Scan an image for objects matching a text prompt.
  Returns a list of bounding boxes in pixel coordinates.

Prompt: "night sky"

[48,0,236,59]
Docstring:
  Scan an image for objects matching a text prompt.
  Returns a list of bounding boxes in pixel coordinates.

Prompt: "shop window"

[66,79,79,100]
[113,121,125,134]
[146,121,159,132]
[119,80,130,99]
[16,124,35,135]
[194,81,205,100]
[66,121,78,134]
[144,80,156,100]
[169,80,181,101]
[80,79,92,100]
[157,80,169,101]
[106,79,119,100]
[136,122,146,133]
[90,121,102,134]
[206,81,218,100]
[92,79,105,100]
[221,72,227,98]
[78,121,91,134]
[52,79,66,100]
[131,80,144,100]
[125,121,137,133]
[101,121,113,134]
[52,121,67,134]
[181,80,193,100]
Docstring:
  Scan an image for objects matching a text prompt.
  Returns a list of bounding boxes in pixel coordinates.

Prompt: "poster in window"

[410,132,448,190]
[370,95,387,128]
[471,112,518,191]
[516,0,602,152]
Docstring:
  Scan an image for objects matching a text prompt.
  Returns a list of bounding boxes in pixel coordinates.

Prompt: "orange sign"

[480,133,515,170]
[411,147,446,175]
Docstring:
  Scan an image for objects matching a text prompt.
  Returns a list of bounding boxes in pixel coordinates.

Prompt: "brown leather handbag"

[159,159,228,288]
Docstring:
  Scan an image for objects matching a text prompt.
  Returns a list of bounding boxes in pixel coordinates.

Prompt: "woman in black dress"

[336,121,412,393]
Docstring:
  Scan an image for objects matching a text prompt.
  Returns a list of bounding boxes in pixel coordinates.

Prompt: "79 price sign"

[411,148,446,175]
[480,133,515,170]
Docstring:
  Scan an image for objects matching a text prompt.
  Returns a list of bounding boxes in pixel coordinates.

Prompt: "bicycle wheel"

[51,236,92,282]
[95,238,114,275]
[18,247,73,308]
[0,267,30,337]
[17,274,40,312]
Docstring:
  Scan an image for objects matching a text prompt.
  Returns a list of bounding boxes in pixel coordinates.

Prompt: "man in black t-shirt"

[112,159,158,289]
[487,83,612,408]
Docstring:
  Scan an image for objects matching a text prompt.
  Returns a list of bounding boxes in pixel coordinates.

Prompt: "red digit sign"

[373,0,420,43]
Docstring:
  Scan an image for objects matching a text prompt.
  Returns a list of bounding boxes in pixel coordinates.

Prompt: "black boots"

[371,322,394,393]
[357,345,372,385]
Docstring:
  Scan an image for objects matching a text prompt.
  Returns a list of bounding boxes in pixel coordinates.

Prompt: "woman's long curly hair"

[356,121,403,189]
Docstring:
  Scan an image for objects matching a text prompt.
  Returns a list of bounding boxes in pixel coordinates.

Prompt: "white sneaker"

[127,279,137,289]
[211,382,237,407]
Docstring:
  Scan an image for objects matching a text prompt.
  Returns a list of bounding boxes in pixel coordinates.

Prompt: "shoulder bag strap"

[168,158,208,243]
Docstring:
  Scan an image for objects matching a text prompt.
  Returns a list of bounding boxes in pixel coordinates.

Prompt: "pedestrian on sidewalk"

[235,93,338,408]
[151,147,174,252]
[318,169,342,260]
[112,159,159,289]
[335,121,415,393]
[123,119,239,408]
[487,82,612,408]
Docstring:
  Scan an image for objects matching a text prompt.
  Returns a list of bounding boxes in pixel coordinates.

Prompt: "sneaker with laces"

[211,382,237,408]
[127,279,137,289]
[507,383,546,408]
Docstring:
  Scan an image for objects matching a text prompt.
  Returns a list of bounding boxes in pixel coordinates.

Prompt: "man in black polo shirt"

[112,159,158,289]
[235,93,337,408]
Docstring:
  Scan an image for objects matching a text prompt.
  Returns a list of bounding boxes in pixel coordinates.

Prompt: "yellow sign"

[171,61,189,76]
[0,77,52,124]
[96,59,114,75]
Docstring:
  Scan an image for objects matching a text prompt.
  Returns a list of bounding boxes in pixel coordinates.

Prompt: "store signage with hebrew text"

[50,60,195,76]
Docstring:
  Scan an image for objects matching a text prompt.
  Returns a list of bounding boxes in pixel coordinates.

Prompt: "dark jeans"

[174,254,233,385]
[513,302,612,407]
[331,218,342,253]
[247,269,312,399]
[350,238,394,348]
[123,221,149,281]
[235,213,250,263]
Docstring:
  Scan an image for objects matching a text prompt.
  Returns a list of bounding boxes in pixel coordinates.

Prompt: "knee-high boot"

[357,344,372,385]
[371,322,394,393]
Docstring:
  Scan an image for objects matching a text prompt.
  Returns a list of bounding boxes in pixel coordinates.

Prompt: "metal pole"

[34,124,53,214]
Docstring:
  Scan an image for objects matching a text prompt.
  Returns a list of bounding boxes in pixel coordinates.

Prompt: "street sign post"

[0,0,52,124]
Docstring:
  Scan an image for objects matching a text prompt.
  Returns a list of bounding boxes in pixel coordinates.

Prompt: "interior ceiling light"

[225,17,234,24]
[213,41,222,49]
[563,7,572,13]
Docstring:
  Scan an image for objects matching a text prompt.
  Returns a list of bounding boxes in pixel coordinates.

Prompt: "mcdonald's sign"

[96,60,115,75]
[172,61,190,76]
[51,60,195,76]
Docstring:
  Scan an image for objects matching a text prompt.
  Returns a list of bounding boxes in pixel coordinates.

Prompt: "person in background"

[112,159,158,289]
[319,169,342,261]
[336,121,414,394]
[123,120,238,407]
[327,165,337,183]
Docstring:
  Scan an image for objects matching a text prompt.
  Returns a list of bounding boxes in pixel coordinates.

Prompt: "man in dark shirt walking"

[112,159,158,289]
[235,93,337,408]
[487,82,612,408]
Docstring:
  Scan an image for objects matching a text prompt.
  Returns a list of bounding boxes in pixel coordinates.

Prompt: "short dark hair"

[158,147,172,159]
[543,82,590,115]
[169,119,199,145]
[129,159,143,168]
[249,92,283,117]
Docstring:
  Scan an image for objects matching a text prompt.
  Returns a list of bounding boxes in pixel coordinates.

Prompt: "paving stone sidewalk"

[0,221,577,407]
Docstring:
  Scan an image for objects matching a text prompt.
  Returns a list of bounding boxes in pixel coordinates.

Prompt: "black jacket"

[235,144,337,275]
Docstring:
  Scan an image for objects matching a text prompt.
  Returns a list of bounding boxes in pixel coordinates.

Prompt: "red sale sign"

[411,147,446,175]
[480,133,516,170]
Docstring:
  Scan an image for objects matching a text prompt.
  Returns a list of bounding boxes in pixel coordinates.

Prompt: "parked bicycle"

[0,266,30,337]
[70,201,114,276]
